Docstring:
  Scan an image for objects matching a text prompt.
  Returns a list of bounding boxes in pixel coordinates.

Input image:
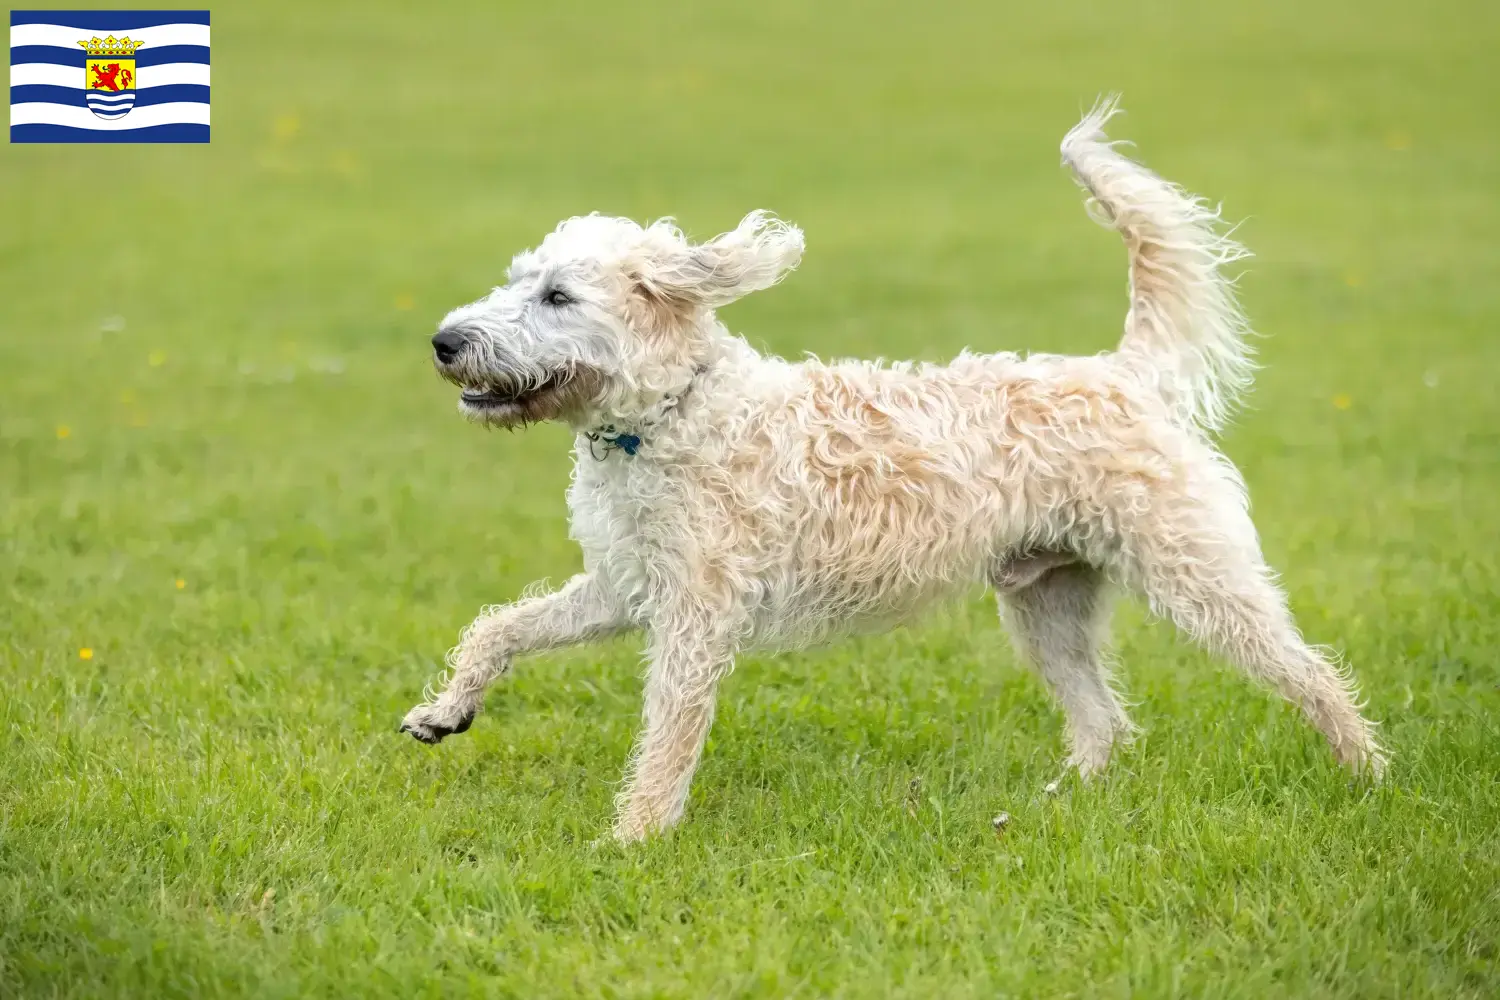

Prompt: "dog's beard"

[439,363,605,428]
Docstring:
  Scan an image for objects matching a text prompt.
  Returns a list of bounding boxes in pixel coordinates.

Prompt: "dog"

[401,99,1384,842]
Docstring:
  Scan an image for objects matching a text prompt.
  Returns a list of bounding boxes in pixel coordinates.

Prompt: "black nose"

[431,328,469,364]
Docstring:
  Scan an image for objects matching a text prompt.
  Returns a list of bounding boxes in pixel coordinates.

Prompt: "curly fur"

[401,101,1384,842]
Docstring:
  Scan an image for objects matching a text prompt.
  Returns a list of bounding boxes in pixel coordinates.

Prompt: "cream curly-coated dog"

[401,100,1384,841]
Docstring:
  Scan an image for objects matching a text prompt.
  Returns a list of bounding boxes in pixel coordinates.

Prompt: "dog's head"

[430,211,803,428]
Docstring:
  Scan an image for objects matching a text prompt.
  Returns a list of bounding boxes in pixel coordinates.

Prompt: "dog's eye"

[542,288,573,307]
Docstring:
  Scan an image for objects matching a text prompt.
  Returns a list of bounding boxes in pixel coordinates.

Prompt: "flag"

[10,10,210,143]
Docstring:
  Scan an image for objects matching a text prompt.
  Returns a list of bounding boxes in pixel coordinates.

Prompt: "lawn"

[3,0,1498,996]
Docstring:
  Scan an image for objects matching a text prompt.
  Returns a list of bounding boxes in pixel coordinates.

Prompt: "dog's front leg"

[401,572,627,744]
[612,616,736,842]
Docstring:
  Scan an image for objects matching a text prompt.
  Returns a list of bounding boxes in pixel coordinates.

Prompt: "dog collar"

[585,425,642,459]
[584,364,708,460]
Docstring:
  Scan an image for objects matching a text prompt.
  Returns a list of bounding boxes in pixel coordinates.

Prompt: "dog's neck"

[582,363,710,460]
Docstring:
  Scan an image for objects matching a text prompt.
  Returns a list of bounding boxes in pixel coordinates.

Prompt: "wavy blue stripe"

[10,122,209,143]
[10,10,210,28]
[9,44,210,68]
[12,84,210,107]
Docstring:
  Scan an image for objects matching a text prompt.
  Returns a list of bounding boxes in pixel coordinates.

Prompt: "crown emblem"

[78,34,146,57]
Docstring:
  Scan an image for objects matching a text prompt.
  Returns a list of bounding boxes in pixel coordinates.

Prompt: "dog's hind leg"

[1117,494,1385,778]
[996,560,1135,778]
[400,573,628,744]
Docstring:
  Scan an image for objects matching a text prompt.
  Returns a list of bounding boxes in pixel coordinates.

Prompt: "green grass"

[4,0,1499,995]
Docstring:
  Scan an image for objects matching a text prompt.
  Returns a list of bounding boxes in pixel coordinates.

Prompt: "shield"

[78,36,144,120]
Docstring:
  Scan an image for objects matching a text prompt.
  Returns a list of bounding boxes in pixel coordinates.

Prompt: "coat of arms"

[78,34,144,119]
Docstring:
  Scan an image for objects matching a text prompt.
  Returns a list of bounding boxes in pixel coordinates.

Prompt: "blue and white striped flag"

[10,9,210,143]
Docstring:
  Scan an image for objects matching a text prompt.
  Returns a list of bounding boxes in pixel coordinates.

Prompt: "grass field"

[4,1,1499,995]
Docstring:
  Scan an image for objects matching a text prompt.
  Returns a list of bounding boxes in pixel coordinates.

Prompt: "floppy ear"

[639,211,805,309]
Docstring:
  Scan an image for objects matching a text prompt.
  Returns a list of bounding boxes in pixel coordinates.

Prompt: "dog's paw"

[1346,742,1389,784]
[1065,747,1113,781]
[398,703,475,745]
[610,820,651,845]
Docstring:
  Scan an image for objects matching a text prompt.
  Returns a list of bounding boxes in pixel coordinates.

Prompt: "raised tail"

[1060,96,1255,434]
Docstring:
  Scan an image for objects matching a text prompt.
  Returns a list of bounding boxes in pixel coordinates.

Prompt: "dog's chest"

[567,451,678,613]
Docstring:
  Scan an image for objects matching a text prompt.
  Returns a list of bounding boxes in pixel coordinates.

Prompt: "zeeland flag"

[10,10,210,142]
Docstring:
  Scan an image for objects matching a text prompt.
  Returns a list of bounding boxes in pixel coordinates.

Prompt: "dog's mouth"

[453,369,600,426]
[459,375,564,409]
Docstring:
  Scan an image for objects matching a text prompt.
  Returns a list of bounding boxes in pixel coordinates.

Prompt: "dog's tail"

[1060,96,1255,434]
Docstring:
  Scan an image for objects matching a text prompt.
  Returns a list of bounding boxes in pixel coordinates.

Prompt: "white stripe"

[10,101,210,129]
[10,22,210,50]
[86,92,136,102]
[10,61,211,88]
